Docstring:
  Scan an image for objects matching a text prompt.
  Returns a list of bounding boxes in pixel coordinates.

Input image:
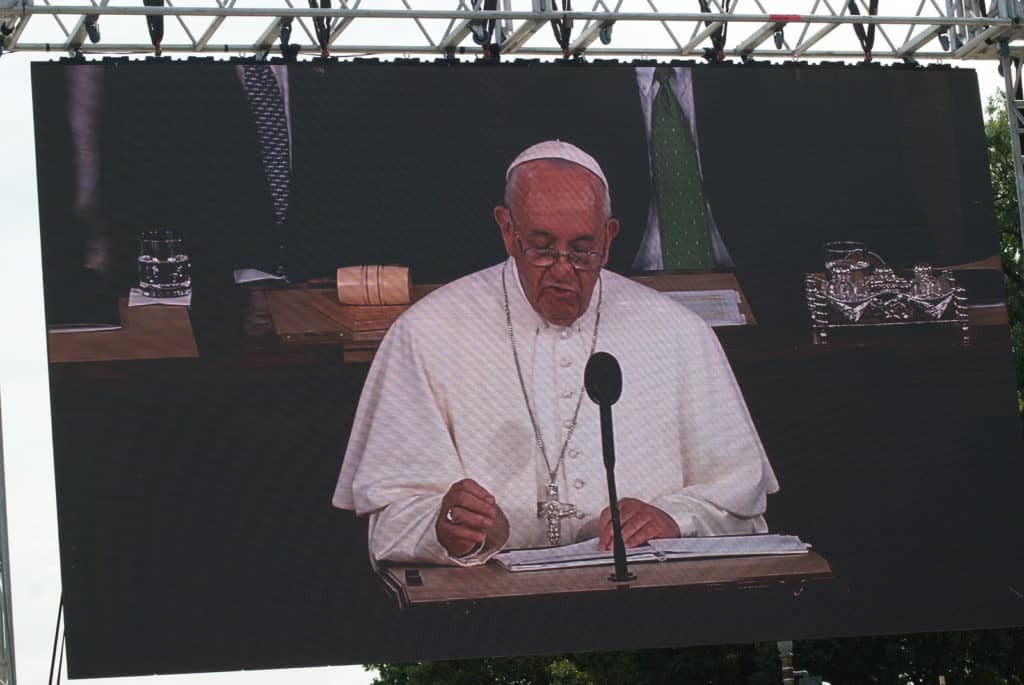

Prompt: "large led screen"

[32,59,1024,678]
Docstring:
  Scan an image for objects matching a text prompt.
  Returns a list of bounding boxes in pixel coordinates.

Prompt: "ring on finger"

[444,507,457,524]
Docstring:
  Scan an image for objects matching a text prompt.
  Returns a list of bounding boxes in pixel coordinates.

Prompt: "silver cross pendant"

[536,482,584,546]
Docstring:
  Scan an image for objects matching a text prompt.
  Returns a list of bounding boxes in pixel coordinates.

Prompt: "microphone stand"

[599,395,635,583]
[585,352,635,583]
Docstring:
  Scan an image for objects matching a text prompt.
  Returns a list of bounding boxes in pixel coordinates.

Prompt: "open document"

[663,289,746,327]
[494,534,811,572]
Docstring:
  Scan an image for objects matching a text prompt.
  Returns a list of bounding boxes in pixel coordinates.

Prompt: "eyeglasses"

[508,215,608,272]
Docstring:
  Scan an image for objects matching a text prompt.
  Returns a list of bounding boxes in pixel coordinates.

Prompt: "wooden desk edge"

[380,551,833,609]
[48,298,198,364]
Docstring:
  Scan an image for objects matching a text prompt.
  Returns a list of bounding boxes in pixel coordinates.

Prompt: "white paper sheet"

[648,534,810,558]
[48,324,122,334]
[664,289,745,327]
[494,534,810,572]
[495,538,659,572]
[233,268,288,284]
[128,288,191,307]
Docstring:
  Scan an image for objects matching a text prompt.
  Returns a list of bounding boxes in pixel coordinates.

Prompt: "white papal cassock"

[333,257,779,566]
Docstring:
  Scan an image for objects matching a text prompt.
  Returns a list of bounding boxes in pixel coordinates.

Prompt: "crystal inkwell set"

[804,241,969,345]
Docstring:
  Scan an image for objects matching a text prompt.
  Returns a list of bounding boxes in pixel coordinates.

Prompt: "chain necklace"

[502,261,602,544]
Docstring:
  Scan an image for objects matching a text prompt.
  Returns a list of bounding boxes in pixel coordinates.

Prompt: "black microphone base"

[608,570,637,583]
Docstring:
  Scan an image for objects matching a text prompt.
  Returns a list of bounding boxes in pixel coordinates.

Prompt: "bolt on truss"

[0,1,1023,61]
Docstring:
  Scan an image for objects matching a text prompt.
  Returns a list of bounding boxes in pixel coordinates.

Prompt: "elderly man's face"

[494,161,619,326]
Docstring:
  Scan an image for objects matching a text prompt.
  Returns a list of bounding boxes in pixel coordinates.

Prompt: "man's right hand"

[436,478,498,558]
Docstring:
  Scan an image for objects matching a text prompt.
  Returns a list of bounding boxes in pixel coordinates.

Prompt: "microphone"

[585,352,635,583]
[584,351,622,407]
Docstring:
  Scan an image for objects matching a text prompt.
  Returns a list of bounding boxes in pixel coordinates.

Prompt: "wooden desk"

[265,273,752,363]
[380,552,833,608]
[264,285,439,357]
[47,298,198,363]
[631,271,756,323]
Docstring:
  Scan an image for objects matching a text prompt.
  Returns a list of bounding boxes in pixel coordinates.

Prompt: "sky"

[0,3,1010,684]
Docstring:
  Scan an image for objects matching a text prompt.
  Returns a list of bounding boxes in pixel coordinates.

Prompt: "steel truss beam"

[0,1,1022,61]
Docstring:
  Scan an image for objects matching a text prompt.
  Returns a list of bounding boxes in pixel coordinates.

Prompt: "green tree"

[368,644,778,685]
[794,629,1024,684]
[985,93,1024,415]
[370,93,1024,685]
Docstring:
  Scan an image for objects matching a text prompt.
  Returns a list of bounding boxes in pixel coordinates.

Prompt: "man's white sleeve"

[332,318,504,566]
[649,315,778,535]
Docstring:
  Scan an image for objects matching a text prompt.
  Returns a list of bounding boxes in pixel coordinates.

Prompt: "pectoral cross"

[537,482,584,546]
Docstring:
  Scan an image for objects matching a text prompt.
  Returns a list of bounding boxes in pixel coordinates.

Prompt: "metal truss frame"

[0,1,1021,61]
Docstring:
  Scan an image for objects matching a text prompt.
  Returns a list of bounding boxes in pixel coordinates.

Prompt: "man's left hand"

[597,498,681,550]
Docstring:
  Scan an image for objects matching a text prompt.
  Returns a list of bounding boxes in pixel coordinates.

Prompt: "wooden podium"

[378,552,832,609]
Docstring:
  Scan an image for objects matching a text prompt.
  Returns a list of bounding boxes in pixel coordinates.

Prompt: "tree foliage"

[794,630,1024,684]
[369,630,1024,684]
[985,93,1024,414]
[368,644,782,685]
[369,92,1024,685]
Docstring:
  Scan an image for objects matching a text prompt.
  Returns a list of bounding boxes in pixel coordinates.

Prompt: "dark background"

[691,63,999,324]
[32,61,1024,678]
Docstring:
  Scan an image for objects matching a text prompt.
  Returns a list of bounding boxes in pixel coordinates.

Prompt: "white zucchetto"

[506,140,609,191]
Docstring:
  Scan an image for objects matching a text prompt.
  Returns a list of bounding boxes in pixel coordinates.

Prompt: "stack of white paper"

[494,534,810,572]
[663,289,746,327]
[494,538,659,572]
[647,534,810,558]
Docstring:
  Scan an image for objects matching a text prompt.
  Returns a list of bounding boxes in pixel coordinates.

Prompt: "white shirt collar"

[636,66,656,96]
[636,65,685,99]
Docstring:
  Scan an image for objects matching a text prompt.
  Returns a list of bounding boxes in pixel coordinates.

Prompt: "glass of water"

[823,241,871,278]
[137,230,191,298]
[823,241,872,297]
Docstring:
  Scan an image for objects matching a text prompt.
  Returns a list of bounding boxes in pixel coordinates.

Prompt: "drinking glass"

[827,263,872,322]
[137,230,192,298]
[823,241,871,280]
[910,263,954,319]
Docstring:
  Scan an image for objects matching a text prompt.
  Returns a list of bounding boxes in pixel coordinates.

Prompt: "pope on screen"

[332,140,778,566]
